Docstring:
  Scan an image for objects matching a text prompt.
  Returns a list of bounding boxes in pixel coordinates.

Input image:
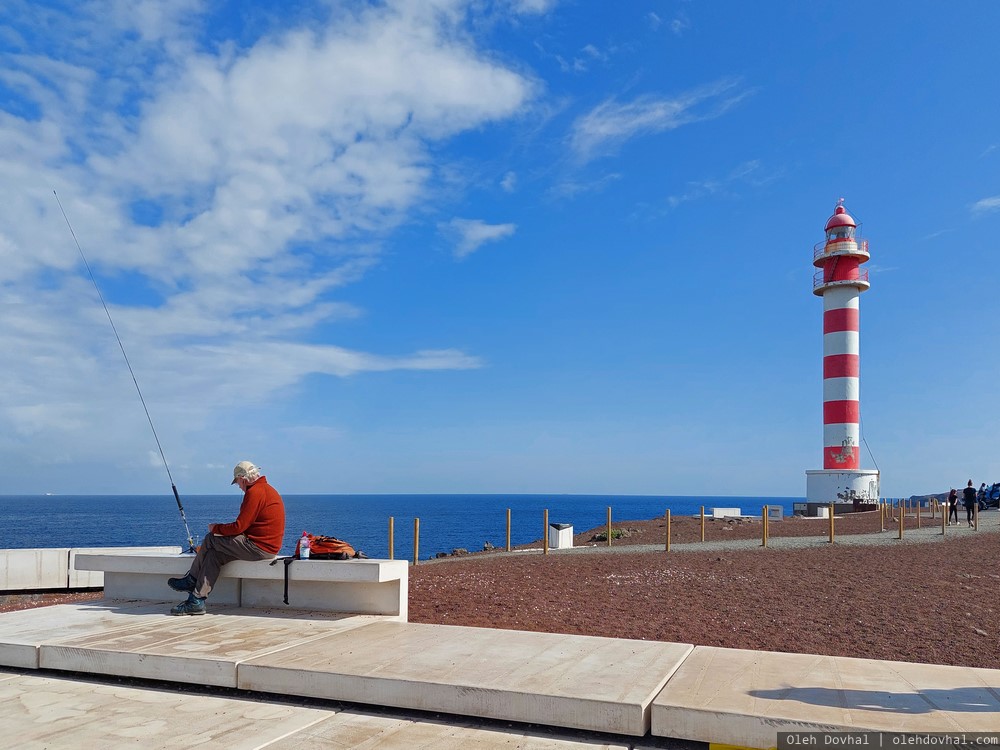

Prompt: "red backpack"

[294,533,367,560]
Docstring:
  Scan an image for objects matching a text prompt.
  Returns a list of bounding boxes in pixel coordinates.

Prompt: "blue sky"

[2,0,998,497]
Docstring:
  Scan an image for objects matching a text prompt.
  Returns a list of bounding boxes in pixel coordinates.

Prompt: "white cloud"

[0,0,532,474]
[971,196,1000,213]
[501,171,517,192]
[569,78,751,162]
[441,218,517,258]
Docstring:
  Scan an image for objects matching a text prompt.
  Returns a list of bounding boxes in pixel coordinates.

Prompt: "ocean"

[1,494,801,559]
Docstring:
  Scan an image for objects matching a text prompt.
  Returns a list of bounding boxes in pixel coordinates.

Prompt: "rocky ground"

[5,509,998,670]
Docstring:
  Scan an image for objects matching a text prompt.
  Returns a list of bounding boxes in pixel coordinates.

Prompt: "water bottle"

[299,531,310,560]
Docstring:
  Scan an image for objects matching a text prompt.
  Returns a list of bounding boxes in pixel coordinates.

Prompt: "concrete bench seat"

[74,552,408,620]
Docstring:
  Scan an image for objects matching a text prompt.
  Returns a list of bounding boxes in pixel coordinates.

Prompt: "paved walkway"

[2,594,999,749]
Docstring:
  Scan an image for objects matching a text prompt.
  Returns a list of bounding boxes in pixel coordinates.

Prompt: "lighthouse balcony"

[813,238,869,266]
[813,268,870,295]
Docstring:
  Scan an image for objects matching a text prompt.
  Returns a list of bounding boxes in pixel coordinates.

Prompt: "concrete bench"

[74,553,408,621]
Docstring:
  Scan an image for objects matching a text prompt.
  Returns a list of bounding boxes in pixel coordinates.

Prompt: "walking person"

[947,489,959,525]
[167,461,286,615]
[962,480,977,528]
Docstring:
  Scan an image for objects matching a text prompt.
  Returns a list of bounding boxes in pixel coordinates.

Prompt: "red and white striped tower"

[806,199,880,506]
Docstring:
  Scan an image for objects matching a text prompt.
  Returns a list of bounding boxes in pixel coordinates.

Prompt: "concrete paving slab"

[240,620,693,736]
[651,646,1000,748]
[0,669,332,750]
[0,599,171,669]
[0,669,633,750]
[39,606,380,688]
[286,710,631,749]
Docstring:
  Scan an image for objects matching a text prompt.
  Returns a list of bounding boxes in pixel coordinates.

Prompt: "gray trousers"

[187,533,272,599]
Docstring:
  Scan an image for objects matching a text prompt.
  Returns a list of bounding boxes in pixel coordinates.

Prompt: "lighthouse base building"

[806,469,879,506]
[805,200,880,510]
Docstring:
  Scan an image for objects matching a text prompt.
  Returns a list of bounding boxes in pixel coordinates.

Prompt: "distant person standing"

[962,480,977,528]
[947,489,959,525]
[167,461,286,615]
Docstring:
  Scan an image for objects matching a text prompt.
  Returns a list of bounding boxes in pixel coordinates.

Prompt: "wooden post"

[931,498,935,520]
[665,509,671,552]
[607,506,612,547]
[828,502,835,544]
[543,509,549,555]
[761,505,768,548]
[880,501,885,533]
[974,501,979,531]
[413,518,420,566]
[700,506,706,542]
[898,501,904,540]
[942,503,946,536]
[506,508,511,552]
[388,516,394,560]
[916,499,921,529]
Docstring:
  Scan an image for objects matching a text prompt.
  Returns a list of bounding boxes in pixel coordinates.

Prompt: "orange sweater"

[213,476,286,554]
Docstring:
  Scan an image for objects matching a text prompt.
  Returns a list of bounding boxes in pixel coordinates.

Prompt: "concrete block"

[548,524,573,549]
[0,549,70,591]
[39,606,376,687]
[711,507,741,519]
[651,646,1000,746]
[0,669,332,749]
[240,621,693,736]
[0,600,171,669]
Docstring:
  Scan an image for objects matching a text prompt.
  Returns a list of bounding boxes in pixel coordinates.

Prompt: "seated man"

[167,461,286,615]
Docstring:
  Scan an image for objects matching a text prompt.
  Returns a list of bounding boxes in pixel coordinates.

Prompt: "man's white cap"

[232,461,260,485]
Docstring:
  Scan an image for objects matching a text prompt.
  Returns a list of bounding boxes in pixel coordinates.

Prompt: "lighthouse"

[805,199,879,507]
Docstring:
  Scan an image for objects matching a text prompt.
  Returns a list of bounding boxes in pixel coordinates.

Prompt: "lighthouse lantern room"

[805,199,879,508]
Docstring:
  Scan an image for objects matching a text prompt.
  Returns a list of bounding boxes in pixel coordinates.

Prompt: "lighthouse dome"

[825,204,856,232]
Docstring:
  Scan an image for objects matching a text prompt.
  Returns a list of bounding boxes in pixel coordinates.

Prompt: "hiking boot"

[170,594,206,616]
[167,574,196,593]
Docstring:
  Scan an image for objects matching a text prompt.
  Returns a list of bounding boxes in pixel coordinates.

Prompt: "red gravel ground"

[5,510,997,671]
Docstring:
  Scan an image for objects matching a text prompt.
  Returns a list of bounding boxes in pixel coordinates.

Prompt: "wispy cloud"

[666,160,777,208]
[971,196,1000,213]
[547,172,622,201]
[569,78,751,161]
[440,218,517,258]
[501,171,518,192]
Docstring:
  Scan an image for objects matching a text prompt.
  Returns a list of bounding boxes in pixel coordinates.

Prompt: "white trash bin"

[548,523,573,549]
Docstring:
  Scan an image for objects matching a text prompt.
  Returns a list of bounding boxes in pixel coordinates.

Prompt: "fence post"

[700,506,706,542]
[828,502,835,544]
[761,505,768,548]
[388,516,394,560]
[607,506,612,547]
[916,499,921,529]
[942,503,946,536]
[413,518,420,566]
[506,508,511,552]
[665,509,671,552]
[543,509,549,555]
[898,501,904,540]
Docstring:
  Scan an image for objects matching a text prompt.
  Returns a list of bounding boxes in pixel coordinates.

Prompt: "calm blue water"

[0,494,801,559]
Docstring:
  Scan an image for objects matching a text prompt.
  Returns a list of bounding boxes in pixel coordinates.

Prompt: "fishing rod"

[53,191,197,553]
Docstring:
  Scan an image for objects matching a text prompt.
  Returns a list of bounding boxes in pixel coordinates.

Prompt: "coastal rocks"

[435,548,471,559]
